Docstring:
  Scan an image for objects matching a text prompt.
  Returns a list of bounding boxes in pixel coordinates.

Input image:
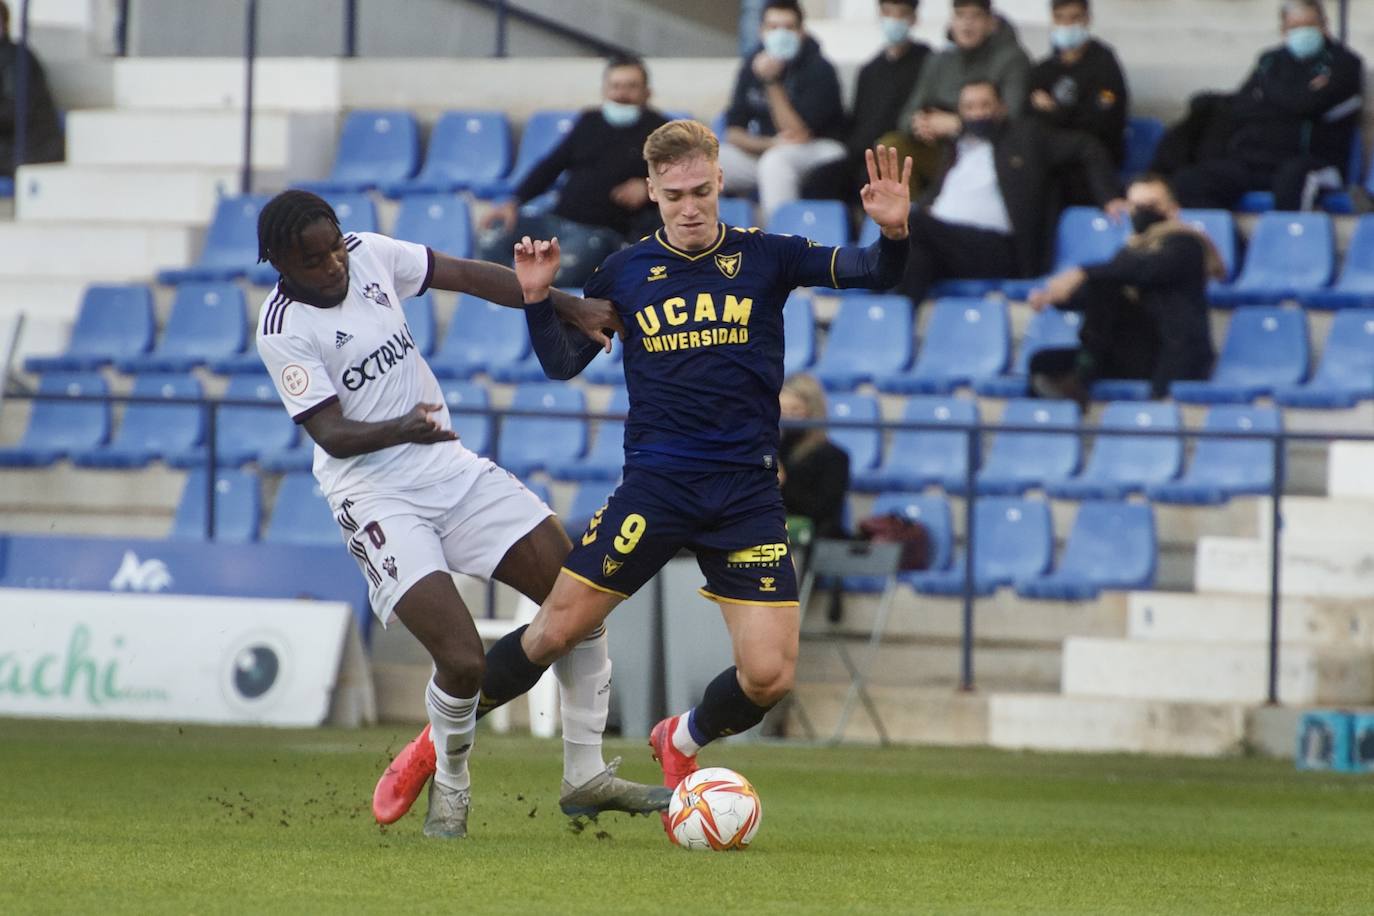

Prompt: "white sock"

[425,676,479,791]
[552,625,611,787]
[672,710,702,757]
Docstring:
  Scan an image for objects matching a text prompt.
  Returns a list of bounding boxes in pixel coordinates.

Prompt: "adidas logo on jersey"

[335,331,354,349]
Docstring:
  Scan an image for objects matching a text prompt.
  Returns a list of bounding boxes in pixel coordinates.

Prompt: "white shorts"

[331,459,554,625]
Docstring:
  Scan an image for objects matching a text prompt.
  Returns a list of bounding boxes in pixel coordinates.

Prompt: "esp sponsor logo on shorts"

[726,543,788,568]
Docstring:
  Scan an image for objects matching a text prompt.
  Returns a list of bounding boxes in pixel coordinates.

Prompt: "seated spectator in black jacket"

[1169,0,1363,211]
[898,79,1126,307]
[1027,0,1129,204]
[718,0,848,220]
[1027,175,1223,404]
[779,373,850,546]
[0,0,64,176]
[801,1,930,204]
[477,55,667,287]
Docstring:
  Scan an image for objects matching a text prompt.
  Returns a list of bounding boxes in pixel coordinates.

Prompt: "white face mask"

[880,16,912,46]
[1050,24,1090,52]
[601,100,642,128]
[762,27,802,62]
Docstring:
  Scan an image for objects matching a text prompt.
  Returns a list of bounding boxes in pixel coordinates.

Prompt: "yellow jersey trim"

[654,223,728,262]
[698,587,800,608]
[561,567,631,600]
[828,246,840,288]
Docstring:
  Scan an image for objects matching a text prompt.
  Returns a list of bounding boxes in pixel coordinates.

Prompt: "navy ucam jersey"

[579,221,906,471]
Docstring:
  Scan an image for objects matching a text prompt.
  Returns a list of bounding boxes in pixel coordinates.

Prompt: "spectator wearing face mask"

[718,0,847,220]
[1027,174,1222,405]
[801,1,931,205]
[897,79,1126,308]
[1169,0,1364,212]
[477,55,668,287]
[1027,0,1130,204]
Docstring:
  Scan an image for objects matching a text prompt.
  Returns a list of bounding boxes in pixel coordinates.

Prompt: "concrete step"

[1196,535,1374,599]
[0,465,187,515]
[799,635,1061,691]
[1328,442,1374,500]
[1062,637,1374,704]
[112,58,342,112]
[1127,591,1374,649]
[15,164,239,225]
[785,683,991,746]
[987,693,1249,757]
[0,222,196,280]
[1257,495,1374,544]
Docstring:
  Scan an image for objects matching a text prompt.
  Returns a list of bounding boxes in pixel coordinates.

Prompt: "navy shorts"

[562,465,799,606]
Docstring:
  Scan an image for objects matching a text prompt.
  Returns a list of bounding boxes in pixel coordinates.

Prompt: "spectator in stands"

[717,0,847,220]
[0,0,64,176]
[898,79,1125,307]
[778,373,850,547]
[478,55,667,287]
[1027,0,1129,204]
[1027,174,1222,404]
[1168,0,1364,211]
[801,1,930,205]
[882,0,1031,195]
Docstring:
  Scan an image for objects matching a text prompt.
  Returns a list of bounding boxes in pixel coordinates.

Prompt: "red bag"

[857,514,932,571]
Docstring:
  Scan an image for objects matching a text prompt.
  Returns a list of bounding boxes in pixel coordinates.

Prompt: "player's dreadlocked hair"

[256,190,340,263]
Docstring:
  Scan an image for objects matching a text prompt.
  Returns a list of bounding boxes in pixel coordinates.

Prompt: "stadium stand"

[1210,213,1336,306]
[297,110,420,194]
[440,380,493,457]
[783,290,816,374]
[170,374,297,468]
[72,373,203,469]
[976,398,1081,495]
[1046,401,1182,500]
[766,199,849,248]
[1302,215,1374,310]
[910,497,1053,596]
[1273,310,1374,408]
[382,110,512,197]
[1147,405,1282,504]
[974,308,1082,398]
[1120,116,1165,181]
[1016,501,1157,600]
[402,292,437,357]
[547,386,627,481]
[718,196,756,229]
[263,471,340,547]
[1171,307,1308,404]
[566,480,617,534]
[23,284,156,373]
[876,298,1009,395]
[470,109,577,199]
[843,492,954,593]
[428,294,530,378]
[852,396,977,494]
[825,392,881,475]
[495,382,586,478]
[581,338,626,386]
[1178,208,1238,282]
[391,193,474,259]
[811,294,913,390]
[156,194,268,285]
[0,373,109,467]
[320,191,380,234]
[170,469,261,544]
[1001,206,1131,299]
[117,282,247,373]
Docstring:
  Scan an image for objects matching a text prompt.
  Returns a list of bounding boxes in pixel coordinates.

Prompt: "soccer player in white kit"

[253,190,668,838]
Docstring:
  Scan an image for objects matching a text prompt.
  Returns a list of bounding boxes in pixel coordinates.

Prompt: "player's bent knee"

[738,655,795,707]
[432,643,486,695]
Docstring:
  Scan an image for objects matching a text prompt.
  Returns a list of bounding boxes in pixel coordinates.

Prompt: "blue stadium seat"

[383,110,512,196]
[974,308,1082,398]
[320,191,379,234]
[118,283,247,373]
[1121,116,1165,180]
[392,193,474,259]
[428,294,530,378]
[1046,401,1182,500]
[496,383,586,477]
[583,337,626,386]
[157,194,269,285]
[766,199,848,248]
[0,373,109,467]
[25,284,156,373]
[548,387,628,481]
[976,399,1081,495]
[1002,208,1129,299]
[811,294,913,390]
[210,338,267,375]
[876,298,1009,394]
[853,396,977,493]
[471,110,578,199]
[72,374,203,469]
[402,292,437,357]
[1016,501,1156,600]
[1238,132,1366,213]
[170,469,261,543]
[297,110,420,193]
[170,375,298,468]
[1179,208,1238,281]
[566,480,617,535]
[1148,405,1281,504]
[264,471,340,546]
[522,479,554,509]
[825,393,881,474]
[1088,379,1153,402]
[1210,213,1335,306]
[440,380,492,457]
[857,219,881,247]
[1172,307,1308,403]
[0,177,12,197]
[719,197,756,229]
[911,497,1052,596]
[783,290,816,374]
[1274,311,1374,408]
[844,492,954,592]
[1303,215,1374,310]
[257,440,315,474]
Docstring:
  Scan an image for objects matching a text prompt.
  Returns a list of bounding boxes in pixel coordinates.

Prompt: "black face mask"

[1131,206,1168,235]
[962,117,1000,140]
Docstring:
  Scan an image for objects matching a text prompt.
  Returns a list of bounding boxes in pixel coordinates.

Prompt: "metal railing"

[7,385,1372,706]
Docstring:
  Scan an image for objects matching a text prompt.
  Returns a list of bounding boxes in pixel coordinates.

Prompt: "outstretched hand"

[513,235,560,303]
[860,145,913,240]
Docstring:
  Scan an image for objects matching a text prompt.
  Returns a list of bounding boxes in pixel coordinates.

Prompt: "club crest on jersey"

[383,556,398,580]
[647,265,668,282]
[714,252,742,279]
[602,556,623,577]
[362,283,393,309]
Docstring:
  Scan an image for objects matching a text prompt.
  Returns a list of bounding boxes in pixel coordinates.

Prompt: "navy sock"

[687,666,773,747]
[476,625,548,720]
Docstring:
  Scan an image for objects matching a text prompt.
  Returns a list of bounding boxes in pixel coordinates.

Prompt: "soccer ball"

[666,767,762,851]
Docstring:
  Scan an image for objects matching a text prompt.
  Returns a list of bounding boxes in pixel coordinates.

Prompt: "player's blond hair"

[643,119,719,174]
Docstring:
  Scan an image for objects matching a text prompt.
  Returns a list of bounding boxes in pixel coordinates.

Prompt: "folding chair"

[794,539,903,745]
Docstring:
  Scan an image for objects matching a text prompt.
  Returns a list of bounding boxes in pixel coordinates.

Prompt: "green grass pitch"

[3,718,1372,914]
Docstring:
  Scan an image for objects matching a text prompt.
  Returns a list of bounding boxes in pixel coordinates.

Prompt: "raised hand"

[554,296,623,354]
[513,235,561,303]
[859,144,913,240]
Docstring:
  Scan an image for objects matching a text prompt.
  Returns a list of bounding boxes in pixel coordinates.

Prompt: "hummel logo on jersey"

[647,265,668,282]
[335,331,354,349]
[362,282,393,309]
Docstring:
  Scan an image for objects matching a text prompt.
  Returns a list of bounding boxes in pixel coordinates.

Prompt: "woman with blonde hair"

[779,372,851,544]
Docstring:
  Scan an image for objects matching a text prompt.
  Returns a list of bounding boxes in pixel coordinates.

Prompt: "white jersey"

[257,231,480,508]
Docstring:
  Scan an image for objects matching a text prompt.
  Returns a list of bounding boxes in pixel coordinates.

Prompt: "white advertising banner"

[0,589,369,727]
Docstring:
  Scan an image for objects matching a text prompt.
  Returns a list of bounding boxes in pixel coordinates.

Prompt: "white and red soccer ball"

[666,767,762,851]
